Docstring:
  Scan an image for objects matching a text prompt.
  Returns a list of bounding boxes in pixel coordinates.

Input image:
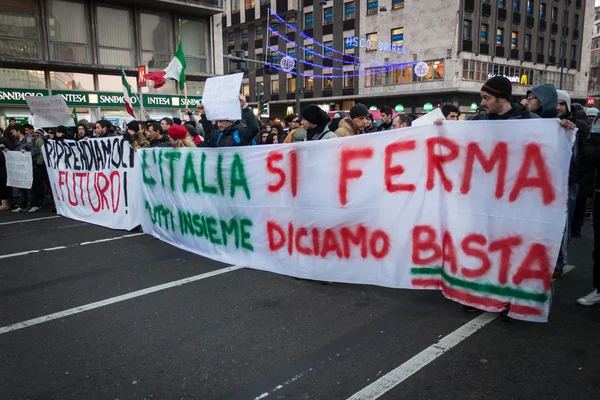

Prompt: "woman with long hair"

[168,125,196,148]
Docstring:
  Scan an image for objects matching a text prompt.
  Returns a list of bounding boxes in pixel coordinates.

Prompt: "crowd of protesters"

[1,76,600,309]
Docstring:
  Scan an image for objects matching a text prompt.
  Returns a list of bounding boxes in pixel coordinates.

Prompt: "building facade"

[223,0,593,118]
[588,5,600,98]
[0,0,224,127]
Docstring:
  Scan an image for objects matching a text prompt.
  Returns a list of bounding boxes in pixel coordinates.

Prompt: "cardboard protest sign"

[412,107,445,127]
[201,73,244,121]
[138,120,573,322]
[26,95,75,128]
[42,137,142,230]
[5,151,33,189]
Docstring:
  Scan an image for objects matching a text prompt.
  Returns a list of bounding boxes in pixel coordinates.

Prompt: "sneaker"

[552,267,563,280]
[12,207,25,213]
[28,206,41,213]
[462,305,479,313]
[576,291,600,306]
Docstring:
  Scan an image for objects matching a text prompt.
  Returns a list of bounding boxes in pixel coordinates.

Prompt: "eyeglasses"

[526,95,537,100]
[292,119,299,123]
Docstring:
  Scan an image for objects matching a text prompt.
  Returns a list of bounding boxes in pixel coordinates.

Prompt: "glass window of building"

[242,28,248,43]
[480,24,488,44]
[499,0,505,9]
[0,69,45,88]
[525,34,532,52]
[232,0,238,13]
[432,60,444,79]
[538,36,544,54]
[287,78,296,92]
[271,51,279,63]
[305,77,314,91]
[271,79,279,93]
[366,69,382,86]
[571,45,577,61]
[141,79,176,94]
[514,0,520,10]
[305,13,313,29]
[463,20,472,41]
[256,25,263,40]
[324,41,333,57]
[287,48,295,58]
[343,72,354,88]
[496,28,504,47]
[229,33,235,46]
[391,28,404,46]
[246,0,255,9]
[47,0,90,63]
[392,0,404,9]
[323,74,333,90]
[574,14,579,29]
[527,0,533,15]
[0,0,39,59]
[540,3,546,19]
[186,80,204,96]
[366,33,378,51]
[287,16,296,33]
[511,32,518,49]
[50,72,94,90]
[97,6,134,67]
[552,7,558,22]
[549,39,555,57]
[242,83,250,96]
[345,39,354,54]
[323,7,333,25]
[415,61,434,81]
[345,2,355,20]
[305,45,314,61]
[98,74,125,92]
[367,0,378,16]
[182,19,211,74]
[140,13,173,70]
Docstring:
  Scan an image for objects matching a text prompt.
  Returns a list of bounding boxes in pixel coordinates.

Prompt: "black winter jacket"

[200,107,259,147]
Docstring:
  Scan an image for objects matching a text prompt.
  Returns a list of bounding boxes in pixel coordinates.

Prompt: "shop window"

[305,77,314,91]
[97,7,134,67]
[367,0,378,16]
[323,7,333,25]
[323,74,333,90]
[0,0,39,59]
[47,0,90,63]
[366,68,382,86]
[0,69,45,89]
[432,60,444,80]
[343,71,354,88]
[366,33,378,51]
[182,19,210,74]
[392,0,404,9]
[392,66,412,84]
[345,2,355,20]
[391,28,404,46]
[50,72,94,90]
[140,12,173,70]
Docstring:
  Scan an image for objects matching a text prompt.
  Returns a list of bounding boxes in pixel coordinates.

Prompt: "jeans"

[18,188,32,209]
[557,183,579,269]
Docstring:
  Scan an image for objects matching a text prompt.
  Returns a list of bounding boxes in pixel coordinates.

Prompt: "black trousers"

[592,194,600,290]
[571,197,588,236]
[31,164,46,207]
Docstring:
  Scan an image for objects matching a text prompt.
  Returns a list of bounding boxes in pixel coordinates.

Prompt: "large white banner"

[138,120,573,322]
[26,95,75,128]
[5,151,33,189]
[43,137,142,230]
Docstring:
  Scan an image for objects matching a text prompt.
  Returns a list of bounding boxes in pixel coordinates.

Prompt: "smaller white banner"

[5,151,33,189]
[25,95,75,128]
[202,73,244,121]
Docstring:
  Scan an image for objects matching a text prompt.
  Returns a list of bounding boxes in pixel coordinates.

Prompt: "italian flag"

[120,67,136,118]
[146,41,187,90]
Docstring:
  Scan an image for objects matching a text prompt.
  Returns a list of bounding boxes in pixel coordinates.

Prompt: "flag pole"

[184,83,188,109]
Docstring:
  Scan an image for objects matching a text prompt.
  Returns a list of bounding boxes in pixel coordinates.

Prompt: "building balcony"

[513,12,521,24]
[498,8,507,21]
[524,51,532,62]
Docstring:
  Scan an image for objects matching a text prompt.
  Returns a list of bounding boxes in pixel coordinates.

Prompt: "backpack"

[216,129,257,146]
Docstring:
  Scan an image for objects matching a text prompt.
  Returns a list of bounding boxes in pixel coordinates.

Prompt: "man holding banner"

[200,94,259,148]
[3,124,36,212]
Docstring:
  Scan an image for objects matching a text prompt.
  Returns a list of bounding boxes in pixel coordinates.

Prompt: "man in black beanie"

[335,103,370,137]
[300,105,336,140]
[470,76,539,120]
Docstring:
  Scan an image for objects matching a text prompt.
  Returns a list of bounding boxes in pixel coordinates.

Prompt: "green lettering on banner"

[192,213,207,238]
[142,152,156,187]
[182,152,200,193]
[216,153,225,196]
[158,151,165,188]
[201,152,218,194]
[220,218,240,248]
[206,216,222,245]
[240,218,254,251]
[230,153,251,200]
[145,201,175,232]
[164,150,182,191]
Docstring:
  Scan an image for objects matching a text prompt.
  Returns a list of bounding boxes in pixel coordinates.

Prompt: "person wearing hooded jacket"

[523,84,558,118]
[199,95,259,147]
[300,105,336,140]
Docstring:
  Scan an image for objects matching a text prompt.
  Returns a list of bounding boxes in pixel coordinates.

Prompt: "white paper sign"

[5,151,33,189]
[138,120,573,322]
[412,107,445,127]
[202,73,244,121]
[42,137,142,230]
[25,95,75,128]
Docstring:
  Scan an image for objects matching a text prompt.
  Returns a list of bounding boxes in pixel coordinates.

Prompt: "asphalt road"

[1,210,598,400]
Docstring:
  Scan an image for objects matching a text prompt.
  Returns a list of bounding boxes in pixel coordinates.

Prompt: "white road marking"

[0,233,145,260]
[346,265,577,400]
[0,216,60,226]
[0,266,243,335]
[345,313,498,400]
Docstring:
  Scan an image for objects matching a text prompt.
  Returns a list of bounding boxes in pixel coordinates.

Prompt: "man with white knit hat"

[585,107,599,123]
